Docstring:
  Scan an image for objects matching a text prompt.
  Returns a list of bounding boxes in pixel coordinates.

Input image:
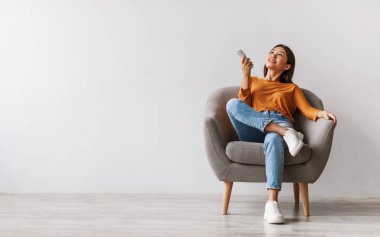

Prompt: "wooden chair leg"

[299,183,310,217]
[222,181,233,215]
[293,183,300,204]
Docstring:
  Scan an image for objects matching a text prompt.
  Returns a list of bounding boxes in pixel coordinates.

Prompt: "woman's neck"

[265,70,282,82]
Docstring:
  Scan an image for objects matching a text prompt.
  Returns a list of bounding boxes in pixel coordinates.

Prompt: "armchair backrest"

[292,88,324,144]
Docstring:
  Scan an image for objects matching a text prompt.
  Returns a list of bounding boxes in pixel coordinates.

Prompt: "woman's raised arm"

[237,56,254,104]
[241,56,253,89]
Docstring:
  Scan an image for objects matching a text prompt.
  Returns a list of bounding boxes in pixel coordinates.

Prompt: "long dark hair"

[263,44,295,83]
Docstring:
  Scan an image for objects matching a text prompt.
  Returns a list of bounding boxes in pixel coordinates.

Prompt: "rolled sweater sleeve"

[293,86,321,121]
[237,77,252,105]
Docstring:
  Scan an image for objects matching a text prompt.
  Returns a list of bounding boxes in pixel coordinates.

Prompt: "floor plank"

[0,194,379,237]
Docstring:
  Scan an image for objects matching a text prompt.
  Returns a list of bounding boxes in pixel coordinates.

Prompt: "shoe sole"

[264,214,285,224]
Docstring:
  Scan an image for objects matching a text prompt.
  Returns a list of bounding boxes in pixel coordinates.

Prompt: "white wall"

[0,0,379,197]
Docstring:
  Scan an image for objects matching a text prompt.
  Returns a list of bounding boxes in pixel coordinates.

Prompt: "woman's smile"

[268,58,277,63]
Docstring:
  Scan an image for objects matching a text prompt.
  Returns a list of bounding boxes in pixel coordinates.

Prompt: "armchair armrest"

[299,118,336,182]
[307,119,335,151]
[203,87,239,180]
[203,116,232,180]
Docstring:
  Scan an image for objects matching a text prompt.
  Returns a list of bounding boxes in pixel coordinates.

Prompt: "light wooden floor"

[0,194,379,237]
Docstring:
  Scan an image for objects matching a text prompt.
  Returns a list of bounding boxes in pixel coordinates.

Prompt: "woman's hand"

[242,56,253,78]
[317,110,337,127]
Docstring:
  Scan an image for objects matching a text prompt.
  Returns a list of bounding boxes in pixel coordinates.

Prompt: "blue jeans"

[226,98,293,190]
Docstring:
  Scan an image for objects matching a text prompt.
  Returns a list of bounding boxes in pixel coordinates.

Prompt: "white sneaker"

[283,128,304,156]
[264,200,285,224]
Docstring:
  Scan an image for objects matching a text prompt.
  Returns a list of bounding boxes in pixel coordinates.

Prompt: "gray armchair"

[203,86,335,216]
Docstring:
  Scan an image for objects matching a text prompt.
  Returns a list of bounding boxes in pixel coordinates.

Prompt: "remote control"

[237,49,246,59]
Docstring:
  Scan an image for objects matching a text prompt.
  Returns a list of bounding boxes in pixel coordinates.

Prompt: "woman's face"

[265,47,291,72]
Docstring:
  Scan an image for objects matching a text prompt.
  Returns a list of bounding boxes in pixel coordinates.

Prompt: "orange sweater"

[238,76,321,124]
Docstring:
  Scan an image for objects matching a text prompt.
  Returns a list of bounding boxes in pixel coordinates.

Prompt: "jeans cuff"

[262,119,273,133]
[267,186,281,191]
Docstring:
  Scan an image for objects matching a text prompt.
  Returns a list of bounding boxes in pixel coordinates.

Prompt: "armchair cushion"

[226,141,311,166]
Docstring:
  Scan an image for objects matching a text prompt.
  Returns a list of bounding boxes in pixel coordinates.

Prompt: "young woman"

[226,44,337,224]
